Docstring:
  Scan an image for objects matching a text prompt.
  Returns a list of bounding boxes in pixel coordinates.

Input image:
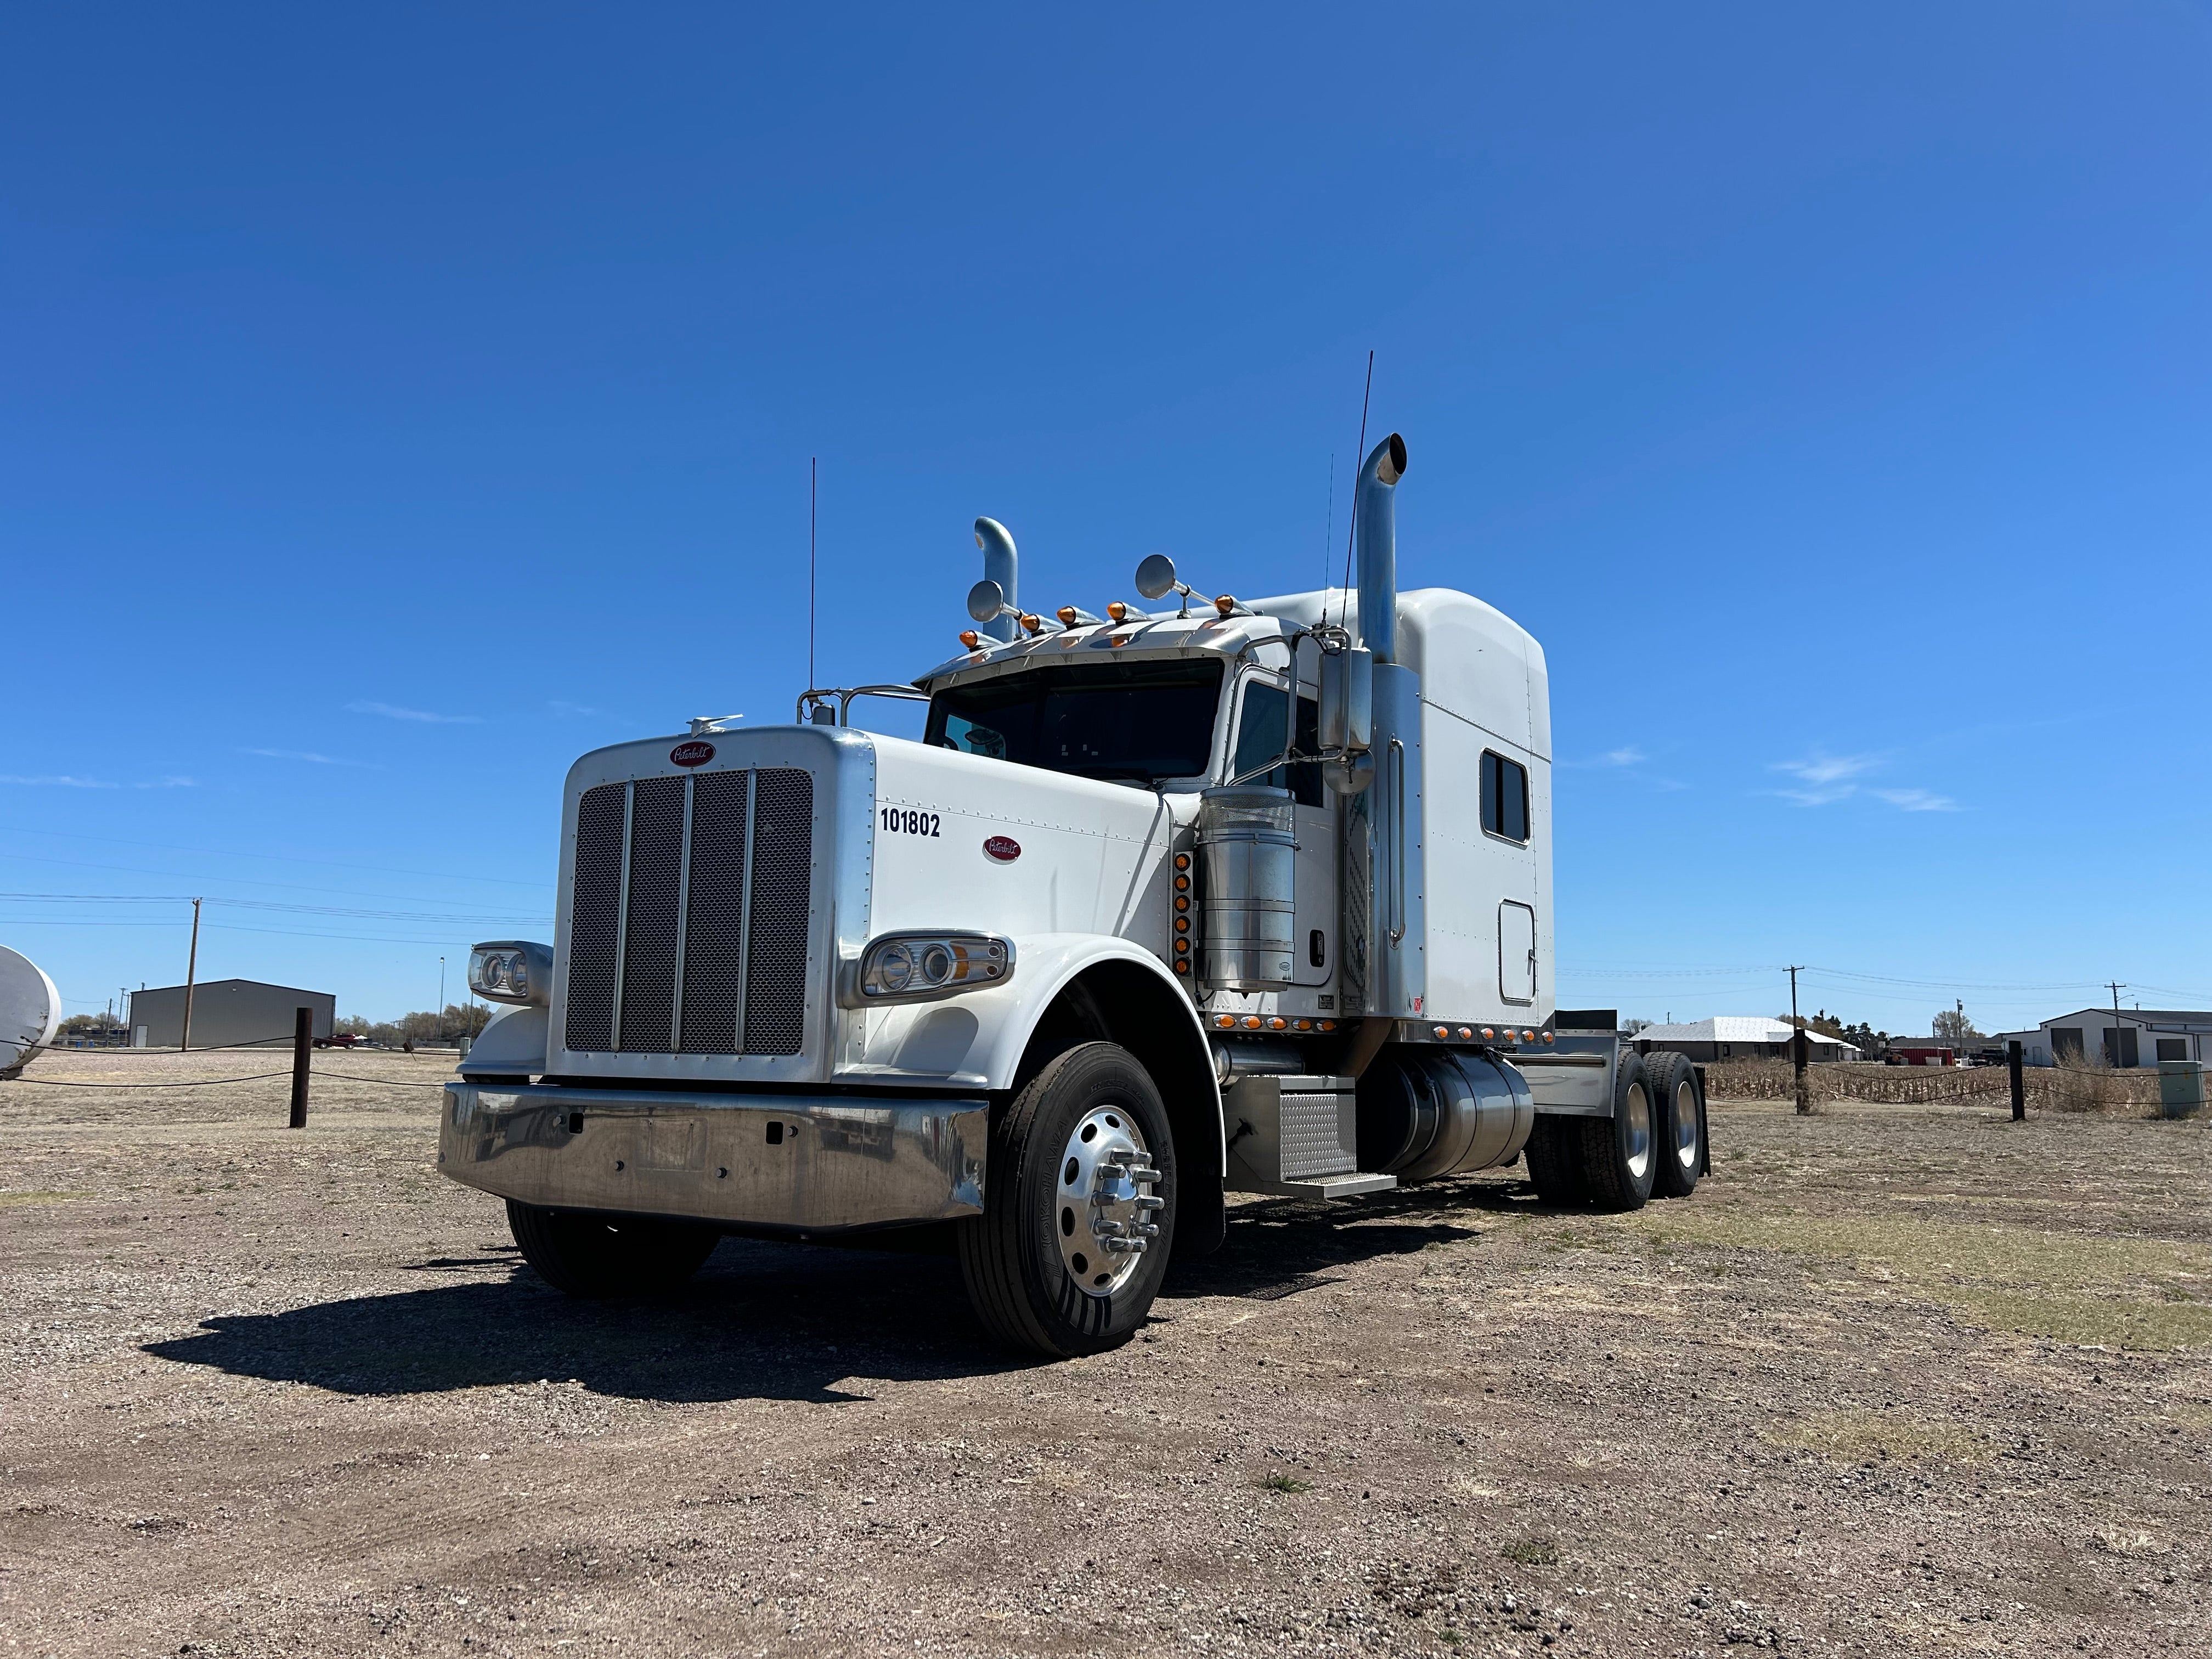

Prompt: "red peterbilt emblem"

[669,741,715,768]
[983,835,1022,863]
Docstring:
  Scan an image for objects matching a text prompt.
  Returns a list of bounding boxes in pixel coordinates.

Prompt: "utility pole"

[1788,966,1810,1116]
[438,956,447,1045]
[2107,980,2128,1068]
[180,898,202,1052]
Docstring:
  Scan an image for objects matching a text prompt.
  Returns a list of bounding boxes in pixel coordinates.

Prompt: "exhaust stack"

[974,517,1018,644]
[1354,433,1407,663]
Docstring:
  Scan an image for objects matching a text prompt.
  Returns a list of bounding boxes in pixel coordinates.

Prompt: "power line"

[0,893,545,925]
[0,822,552,888]
[0,848,549,907]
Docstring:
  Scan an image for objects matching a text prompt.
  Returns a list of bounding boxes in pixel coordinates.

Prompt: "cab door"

[1228,674,1335,990]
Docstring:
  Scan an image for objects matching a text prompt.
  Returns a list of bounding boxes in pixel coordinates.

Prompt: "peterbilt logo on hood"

[983,835,1022,863]
[669,741,715,768]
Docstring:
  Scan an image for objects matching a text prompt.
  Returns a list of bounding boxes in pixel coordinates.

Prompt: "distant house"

[1993,1008,2212,1069]
[128,979,335,1049]
[1631,1017,1862,1063]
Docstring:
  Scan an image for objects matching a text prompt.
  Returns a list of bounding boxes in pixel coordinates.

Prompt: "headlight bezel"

[467,940,554,1008]
[843,931,1015,1008]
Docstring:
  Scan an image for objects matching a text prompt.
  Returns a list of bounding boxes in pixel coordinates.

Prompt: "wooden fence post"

[2008,1039,2025,1122]
[289,1006,312,1129]
[1792,1028,1811,1116]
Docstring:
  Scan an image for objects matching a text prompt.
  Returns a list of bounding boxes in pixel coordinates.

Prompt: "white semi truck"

[442,435,1708,1356]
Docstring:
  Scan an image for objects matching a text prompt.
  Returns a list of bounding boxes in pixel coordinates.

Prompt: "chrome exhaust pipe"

[1354,433,1407,664]
[974,517,1019,644]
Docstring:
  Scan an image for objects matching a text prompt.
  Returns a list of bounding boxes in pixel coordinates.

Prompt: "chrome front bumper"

[437,1082,988,1233]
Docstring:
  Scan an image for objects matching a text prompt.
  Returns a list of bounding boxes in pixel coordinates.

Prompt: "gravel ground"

[4,1051,2210,1657]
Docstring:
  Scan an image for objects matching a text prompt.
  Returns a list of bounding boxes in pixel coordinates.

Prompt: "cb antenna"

[809,456,817,691]
[1337,350,1374,627]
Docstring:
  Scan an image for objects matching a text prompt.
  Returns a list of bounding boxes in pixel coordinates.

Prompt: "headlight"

[848,932,1014,1006]
[469,940,553,1007]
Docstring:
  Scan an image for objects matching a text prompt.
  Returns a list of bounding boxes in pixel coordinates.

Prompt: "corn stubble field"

[3,1050,2209,1657]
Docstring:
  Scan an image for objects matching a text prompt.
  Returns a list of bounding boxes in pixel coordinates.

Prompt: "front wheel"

[957,1041,1176,1357]
[506,1201,720,1297]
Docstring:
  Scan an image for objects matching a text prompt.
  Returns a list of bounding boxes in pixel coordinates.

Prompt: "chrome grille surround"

[554,730,868,1081]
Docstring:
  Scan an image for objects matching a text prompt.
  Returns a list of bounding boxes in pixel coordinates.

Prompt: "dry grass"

[1639,1209,2212,1351]
[1769,1408,1989,1468]
[1700,1056,2166,1111]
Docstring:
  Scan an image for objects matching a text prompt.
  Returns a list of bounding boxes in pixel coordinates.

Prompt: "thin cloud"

[1559,744,1645,770]
[345,699,481,724]
[1770,753,1880,806]
[241,748,381,769]
[0,774,118,789]
[548,699,611,719]
[133,776,196,789]
[1873,788,1960,813]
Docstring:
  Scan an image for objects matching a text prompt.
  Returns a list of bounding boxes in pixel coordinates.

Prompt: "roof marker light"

[959,630,980,649]
[1107,601,1131,623]
[1214,594,1238,618]
[1057,606,1077,627]
[1019,613,1044,636]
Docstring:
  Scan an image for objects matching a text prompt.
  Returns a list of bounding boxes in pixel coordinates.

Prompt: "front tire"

[1644,1051,1704,1199]
[958,1041,1176,1358]
[506,1201,720,1297]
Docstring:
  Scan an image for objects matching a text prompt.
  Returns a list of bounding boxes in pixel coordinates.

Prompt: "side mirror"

[1133,554,1178,601]
[1324,750,1375,795]
[1317,644,1372,755]
[966,579,1007,623]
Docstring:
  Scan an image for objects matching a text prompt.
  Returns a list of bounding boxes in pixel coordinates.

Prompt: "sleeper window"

[1481,751,1530,842]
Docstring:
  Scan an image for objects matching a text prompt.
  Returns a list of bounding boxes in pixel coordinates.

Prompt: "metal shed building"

[1994,1008,2212,1068]
[128,979,335,1049]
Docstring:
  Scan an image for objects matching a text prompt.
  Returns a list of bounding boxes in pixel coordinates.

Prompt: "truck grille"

[563,768,815,1056]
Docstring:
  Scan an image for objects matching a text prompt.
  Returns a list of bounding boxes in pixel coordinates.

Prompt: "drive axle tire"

[958,1041,1176,1358]
[1644,1051,1704,1199]
[1523,1116,1588,1206]
[1577,1052,1657,1211]
[507,1201,720,1297]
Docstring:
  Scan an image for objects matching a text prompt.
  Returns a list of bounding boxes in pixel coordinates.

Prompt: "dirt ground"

[4,1049,2209,1658]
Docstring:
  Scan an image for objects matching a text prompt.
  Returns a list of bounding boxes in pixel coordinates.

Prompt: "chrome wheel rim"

[1623,1082,1653,1182]
[1056,1105,1160,1296]
[1672,1080,1700,1171]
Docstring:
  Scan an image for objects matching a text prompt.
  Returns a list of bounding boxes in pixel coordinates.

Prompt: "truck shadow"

[142,1177,1546,1402]
[142,1235,1013,1406]
[1164,1172,1533,1301]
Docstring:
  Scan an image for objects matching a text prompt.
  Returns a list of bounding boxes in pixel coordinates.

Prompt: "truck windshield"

[925,658,1225,785]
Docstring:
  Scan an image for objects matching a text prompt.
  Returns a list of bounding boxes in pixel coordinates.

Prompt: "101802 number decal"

[881,806,940,838]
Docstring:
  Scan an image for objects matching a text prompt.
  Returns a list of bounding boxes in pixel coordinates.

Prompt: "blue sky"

[4,3,2208,1031]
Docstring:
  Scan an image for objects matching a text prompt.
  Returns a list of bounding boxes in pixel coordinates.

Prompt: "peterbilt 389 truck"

[442,434,1708,1357]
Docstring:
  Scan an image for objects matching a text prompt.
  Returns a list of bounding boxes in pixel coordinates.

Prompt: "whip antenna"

[1337,351,1374,625]
[808,456,817,692]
